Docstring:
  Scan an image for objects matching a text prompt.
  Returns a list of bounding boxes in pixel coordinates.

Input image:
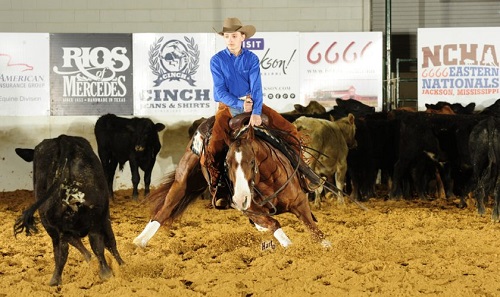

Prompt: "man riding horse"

[203,18,318,209]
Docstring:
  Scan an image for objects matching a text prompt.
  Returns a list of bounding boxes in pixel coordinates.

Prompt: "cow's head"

[130,119,165,153]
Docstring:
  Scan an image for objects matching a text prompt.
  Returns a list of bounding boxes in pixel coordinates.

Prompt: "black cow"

[281,98,376,123]
[95,114,165,199]
[480,98,500,117]
[14,135,124,286]
[468,116,500,221]
[346,112,398,201]
[333,98,376,119]
[389,111,485,202]
[425,101,476,114]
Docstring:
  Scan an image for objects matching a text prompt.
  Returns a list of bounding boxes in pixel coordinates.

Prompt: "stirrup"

[210,185,229,210]
[307,177,325,191]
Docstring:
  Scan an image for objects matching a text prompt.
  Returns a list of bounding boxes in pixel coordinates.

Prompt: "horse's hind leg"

[292,197,332,248]
[247,215,292,248]
[134,150,201,247]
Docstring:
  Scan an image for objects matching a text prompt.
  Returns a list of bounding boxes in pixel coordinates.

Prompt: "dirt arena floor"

[1,189,500,297]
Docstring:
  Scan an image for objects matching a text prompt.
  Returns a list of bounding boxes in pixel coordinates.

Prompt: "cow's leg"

[313,185,323,209]
[48,235,69,286]
[335,163,348,204]
[129,159,140,200]
[101,214,124,265]
[493,178,500,222]
[106,159,119,199]
[493,191,500,223]
[390,158,411,199]
[88,232,113,281]
[439,164,456,200]
[68,237,91,262]
[143,166,153,197]
[98,150,117,199]
[475,186,486,216]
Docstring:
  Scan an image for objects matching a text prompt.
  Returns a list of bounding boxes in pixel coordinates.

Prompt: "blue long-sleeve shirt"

[210,48,263,116]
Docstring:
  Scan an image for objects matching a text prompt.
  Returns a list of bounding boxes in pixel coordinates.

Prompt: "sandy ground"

[1,189,500,297]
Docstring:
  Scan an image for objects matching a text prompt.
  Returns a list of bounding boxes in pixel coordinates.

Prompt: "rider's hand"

[249,114,262,126]
[243,97,253,113]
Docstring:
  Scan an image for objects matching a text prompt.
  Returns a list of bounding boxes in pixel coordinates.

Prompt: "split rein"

[228,124,369,215]
[229,124,302,217]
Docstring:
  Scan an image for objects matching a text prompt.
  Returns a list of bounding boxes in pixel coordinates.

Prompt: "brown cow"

[282,100,327,115]
[293,114,357,207]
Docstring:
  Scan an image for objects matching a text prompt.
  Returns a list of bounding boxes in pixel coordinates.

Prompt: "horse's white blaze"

[133,220,161,248]
[232,151,252,211]
[274,228,292,248]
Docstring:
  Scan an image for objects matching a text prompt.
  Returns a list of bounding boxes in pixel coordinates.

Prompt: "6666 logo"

[149,36,200,87]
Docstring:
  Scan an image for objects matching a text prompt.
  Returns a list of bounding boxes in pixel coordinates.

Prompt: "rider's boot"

[206,160,230,209]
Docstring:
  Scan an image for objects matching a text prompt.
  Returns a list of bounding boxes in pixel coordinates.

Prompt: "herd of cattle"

[284,98,500,225]
[11,97,500,285]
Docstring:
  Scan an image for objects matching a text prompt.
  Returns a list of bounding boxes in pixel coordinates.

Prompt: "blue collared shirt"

[210,48,263,116]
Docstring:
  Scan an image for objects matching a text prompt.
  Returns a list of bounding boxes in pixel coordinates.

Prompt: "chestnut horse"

[134,122,331,249]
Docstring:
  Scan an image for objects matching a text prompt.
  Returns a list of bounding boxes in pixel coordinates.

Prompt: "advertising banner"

[0,33,50,116]
[299,32,383,111]
[418,27,500,110]
[50,33,133,115]
[134,33,215,116]
[215,32,301,113]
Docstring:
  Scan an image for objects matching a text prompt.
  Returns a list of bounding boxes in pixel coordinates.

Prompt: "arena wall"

[0,1,370,192]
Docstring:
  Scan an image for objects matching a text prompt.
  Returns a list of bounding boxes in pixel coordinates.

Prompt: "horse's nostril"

[243,197,248,209]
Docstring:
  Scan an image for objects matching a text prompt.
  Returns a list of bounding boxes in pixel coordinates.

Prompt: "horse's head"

[225,125,258,211]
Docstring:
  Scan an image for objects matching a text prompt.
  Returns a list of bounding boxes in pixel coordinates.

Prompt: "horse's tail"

[146,171,176,219]
[145,163,207,225]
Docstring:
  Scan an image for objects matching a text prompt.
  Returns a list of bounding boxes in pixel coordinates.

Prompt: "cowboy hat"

[216,17,256,39]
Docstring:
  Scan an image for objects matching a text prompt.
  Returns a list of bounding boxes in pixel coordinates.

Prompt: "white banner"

[299,32,383,111]
[133,33,216,116]
[418,27,500,110]
[0,33,50,116]
[232,32,300,113]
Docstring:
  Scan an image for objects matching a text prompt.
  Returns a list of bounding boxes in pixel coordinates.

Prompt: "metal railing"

[395,58,417,108]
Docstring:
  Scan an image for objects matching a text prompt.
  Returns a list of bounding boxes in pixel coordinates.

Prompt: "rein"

[232,125,302,217]
[250,139,302,216]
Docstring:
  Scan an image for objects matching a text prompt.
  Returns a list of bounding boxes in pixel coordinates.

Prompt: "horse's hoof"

[214,198,228,209]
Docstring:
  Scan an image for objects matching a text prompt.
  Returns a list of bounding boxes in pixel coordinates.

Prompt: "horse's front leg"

[246,213,292,248]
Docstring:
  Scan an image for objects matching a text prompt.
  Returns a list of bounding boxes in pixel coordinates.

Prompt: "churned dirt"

[1,189,500,297]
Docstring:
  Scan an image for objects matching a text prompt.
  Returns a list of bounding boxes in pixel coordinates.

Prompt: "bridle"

[227,125,301,216]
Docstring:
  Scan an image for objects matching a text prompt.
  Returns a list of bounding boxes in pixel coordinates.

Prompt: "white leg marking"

[254,223,269,232]
[321,239,332,248]
[133,220,161,248]
[232,151,252,211]
[274,228,292,248]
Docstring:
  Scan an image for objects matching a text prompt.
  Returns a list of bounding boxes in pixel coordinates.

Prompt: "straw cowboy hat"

[216,17,256,39]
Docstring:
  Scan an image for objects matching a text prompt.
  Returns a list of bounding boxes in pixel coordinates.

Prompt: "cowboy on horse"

[202,17,319,209]
[133,18,337,250]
